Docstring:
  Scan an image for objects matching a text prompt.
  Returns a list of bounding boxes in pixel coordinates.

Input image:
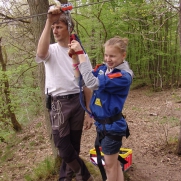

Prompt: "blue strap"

[79,75,93,118]
[74,34,86,54]
[74,34,93,118]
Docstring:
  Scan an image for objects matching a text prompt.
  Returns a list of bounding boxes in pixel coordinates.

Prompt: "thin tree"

[0,37,22,131]
[176,0,181,155]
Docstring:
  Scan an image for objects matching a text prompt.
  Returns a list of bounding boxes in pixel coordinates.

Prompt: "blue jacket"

[90,64,132,134]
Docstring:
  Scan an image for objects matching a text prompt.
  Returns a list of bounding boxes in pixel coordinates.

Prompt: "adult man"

[35,6,93,181]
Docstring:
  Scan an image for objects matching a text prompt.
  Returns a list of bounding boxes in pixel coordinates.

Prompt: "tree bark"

[176,120,181,155]
[179,0,181,52]
[27,0,57,157]
[58,0,68,4]
[177,0,181,155]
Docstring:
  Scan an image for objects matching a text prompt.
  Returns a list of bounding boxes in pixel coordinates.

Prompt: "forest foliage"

[0,0,180,136]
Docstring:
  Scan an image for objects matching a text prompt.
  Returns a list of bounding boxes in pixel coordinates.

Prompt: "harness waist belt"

[53,93,80,100]
[96,112,123,124]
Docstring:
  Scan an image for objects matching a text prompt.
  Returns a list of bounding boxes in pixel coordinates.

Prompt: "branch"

[73,19,91,37]
[148,13,178,34]
[164,0,179,11]
[11,65,37,86]
[0,118,12,127]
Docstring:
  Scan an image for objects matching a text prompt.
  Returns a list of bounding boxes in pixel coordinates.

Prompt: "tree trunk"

[27,0,58,157]
[58,0,68,4]
[0,37,22,132]
[179,0,181,52]
[177,0,181,155]
[176,120,181,155]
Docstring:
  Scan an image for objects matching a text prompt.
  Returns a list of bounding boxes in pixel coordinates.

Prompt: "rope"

[0,0,111,25]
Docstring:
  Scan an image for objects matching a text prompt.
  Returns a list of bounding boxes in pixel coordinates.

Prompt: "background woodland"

[0,0,181,180]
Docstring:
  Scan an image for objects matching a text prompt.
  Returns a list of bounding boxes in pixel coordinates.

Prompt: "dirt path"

[80,88,181,181]
[0,88,181,181]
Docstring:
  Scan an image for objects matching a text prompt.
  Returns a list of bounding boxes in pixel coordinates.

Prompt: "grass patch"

[0,129,13,144]
[0,173,9,181]
[24,156,57,181]
[84,158,101,180]
[35,122,42,128]
[168,136,178,145]
[0,133,21,163]
[124,171,131,181]
[130,78,148,90]
[29,141,37,147]
[0,147,14,162]
[24,156,102,181]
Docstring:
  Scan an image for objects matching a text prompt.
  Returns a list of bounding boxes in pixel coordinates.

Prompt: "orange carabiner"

[61,3,73,12]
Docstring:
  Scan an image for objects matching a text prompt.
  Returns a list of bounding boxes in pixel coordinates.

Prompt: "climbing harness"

[78,66,130,181]
[94,113,130,181]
